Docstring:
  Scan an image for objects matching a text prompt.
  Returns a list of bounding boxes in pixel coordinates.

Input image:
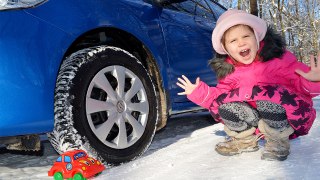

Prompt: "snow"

[1,99,320,179]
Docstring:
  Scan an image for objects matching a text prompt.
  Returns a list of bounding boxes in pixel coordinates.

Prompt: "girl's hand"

[176,75,200,95]
[295,52,320,82]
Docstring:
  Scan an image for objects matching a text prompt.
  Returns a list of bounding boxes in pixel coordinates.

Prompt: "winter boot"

[258,120,294,161]
[215,126,260,156]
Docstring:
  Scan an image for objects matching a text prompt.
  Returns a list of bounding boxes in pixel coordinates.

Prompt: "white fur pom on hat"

[212,9,267,55]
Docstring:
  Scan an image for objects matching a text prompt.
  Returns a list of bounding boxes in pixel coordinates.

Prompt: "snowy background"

[0,99,319,180]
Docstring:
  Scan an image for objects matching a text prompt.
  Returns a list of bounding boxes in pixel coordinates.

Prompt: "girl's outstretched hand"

[176,75,200,95]
[296,52,320,82]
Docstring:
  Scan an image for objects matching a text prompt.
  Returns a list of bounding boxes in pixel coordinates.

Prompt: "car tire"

[48,46,158,165]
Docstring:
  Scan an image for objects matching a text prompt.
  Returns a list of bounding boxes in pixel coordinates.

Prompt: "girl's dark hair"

[259,26,286,62]
[209,26,286,80]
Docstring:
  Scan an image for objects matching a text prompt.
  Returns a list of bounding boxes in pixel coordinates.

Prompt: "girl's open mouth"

[240,49,250,57]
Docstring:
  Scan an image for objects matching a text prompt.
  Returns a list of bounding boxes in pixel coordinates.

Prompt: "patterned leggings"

[218,101,289,132]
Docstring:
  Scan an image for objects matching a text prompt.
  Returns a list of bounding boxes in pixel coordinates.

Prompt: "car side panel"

[0,10,72,136]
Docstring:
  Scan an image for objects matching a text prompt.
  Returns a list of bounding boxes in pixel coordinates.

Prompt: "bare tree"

[250,0,258,16]
[238,0,241,9]
[259,0,263,17]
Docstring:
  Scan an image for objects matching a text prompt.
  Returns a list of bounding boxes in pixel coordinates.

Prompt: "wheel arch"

[60,27,169,130]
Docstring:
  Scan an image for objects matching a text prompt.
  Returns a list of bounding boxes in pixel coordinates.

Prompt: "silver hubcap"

[86,65,149,149]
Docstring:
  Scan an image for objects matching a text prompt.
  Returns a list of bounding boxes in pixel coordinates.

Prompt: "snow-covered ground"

[1,99,320,180]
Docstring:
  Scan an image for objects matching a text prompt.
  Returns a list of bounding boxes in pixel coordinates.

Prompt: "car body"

[0,0,225,164]
[48,149,105,179]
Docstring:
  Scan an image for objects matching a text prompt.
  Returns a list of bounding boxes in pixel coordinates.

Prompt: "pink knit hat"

[212,9,267,54]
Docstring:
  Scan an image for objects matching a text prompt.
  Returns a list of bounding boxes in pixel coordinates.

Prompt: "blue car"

[0,0,225,164]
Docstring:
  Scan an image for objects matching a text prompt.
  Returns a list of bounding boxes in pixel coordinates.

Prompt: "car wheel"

[53,172,63,180]
[73,173,85,180]
[48,46,158,165]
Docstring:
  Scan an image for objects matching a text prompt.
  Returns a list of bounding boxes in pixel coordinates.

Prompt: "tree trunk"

[238,0,241,9]
[277,0,285,38]
[259,0,263,18]
[250,0,258,16]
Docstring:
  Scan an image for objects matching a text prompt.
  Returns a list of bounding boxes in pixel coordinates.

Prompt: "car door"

[157,0,225,111]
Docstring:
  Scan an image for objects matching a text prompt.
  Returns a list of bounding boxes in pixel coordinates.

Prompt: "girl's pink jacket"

[187,51,320,138]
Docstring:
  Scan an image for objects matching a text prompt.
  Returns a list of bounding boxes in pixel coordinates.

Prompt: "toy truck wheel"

[48,46,158,165]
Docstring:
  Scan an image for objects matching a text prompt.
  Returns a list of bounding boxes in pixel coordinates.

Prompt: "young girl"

[177,9,320,161]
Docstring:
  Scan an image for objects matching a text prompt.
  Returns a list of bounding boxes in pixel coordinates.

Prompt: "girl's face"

[223,25,258,64]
